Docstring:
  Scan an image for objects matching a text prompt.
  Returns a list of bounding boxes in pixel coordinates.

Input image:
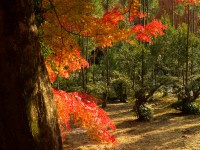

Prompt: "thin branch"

[48,0,124,38]
[48,0,81,36]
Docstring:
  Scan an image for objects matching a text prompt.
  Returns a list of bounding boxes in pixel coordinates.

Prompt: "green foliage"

[92,0,120,17]
[52,76,71,91]
[92,0,105,17]
[133,104,153,121]
[171,74,200,115]
[182,102,200,115]
[111,71,132,101]
[171,100,200,115]
[86,81,108,98]
[33,0,44,27]
[175,3,185,16]
[148,0,159,19]
[41,42,54,58]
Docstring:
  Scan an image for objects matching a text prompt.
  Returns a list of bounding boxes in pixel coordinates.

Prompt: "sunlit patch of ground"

[64,94,200,150]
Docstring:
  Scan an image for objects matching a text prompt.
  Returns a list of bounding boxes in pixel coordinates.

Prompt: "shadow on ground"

[64,98,200,150]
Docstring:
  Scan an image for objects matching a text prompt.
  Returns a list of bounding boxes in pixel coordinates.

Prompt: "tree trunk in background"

[141,0,146,87]
[185,5,190,86]
[182,65,185,86]
[0,0,62,149]
[172,0,175,26]
[81,37,86,92]
[190,8,195,76]
[85,36,89,85]
[102,46,109,108]
[92,50,96,83]
[102,0,109,108]
[132,64,136,90]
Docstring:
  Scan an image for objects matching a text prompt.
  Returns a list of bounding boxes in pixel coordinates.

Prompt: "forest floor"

[64,94,200,150]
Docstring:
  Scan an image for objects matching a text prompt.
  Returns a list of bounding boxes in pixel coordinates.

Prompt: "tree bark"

[185,5,190,86]
[172,0,175,26]
[0,0,62,149]
[102,0,110,108]
[102,46,109,108]
[80,37,86,92]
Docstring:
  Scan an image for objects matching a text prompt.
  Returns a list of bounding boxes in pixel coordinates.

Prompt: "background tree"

[168,0,200,114]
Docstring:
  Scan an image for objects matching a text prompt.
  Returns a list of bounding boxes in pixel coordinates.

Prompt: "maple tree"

[42,0,167,81]
[39,0,168,143]
[53,89,117,144]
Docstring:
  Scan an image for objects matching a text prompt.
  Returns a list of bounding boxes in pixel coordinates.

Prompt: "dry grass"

[64,94,200,150]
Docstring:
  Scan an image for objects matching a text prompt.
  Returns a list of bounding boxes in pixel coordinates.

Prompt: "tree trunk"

[141,0,146,87]
[0,0,62,149]
[102,0,110,108]
[102,46,109,108]
[85,36,89,85]
[191,7,195,76]
[172,0,175,26]
[92,50,96,83]
[185,5,190,86]
[80,37,86,92]
[132,64,136,90]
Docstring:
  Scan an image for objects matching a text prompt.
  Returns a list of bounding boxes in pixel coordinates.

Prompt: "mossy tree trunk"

[0,0,62,149]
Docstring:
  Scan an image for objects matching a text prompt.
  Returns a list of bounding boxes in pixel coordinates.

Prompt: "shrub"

[171,100,200,115]
[133,104,153,121]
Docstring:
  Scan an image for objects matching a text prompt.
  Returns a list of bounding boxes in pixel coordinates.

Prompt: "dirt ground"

[64,95,200,150]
